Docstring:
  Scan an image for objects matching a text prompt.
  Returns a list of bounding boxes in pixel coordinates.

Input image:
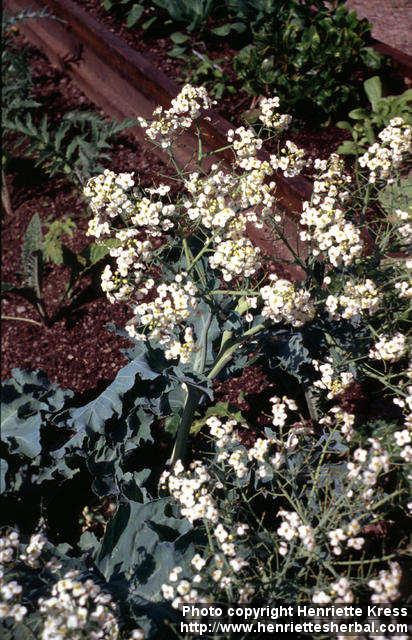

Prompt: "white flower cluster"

[0,530,20,565]
[395,278,412,300]
[325,279,381,325]
[300,154,363,267]
[183,168,238,228]
[393,208,412,245]
[0,530,48,626]
[161,564,205,610]
[39,571,122,640]
[368,562,402,603]
[313,360,354,399]
[393,386,412,422]
[127,274,198,363]
[138,84,214,148]
[207,416,285,481]
[0,531,142,640]
[320,406,356,441]
[209,234,261,282]
[84,169,135,236]
[84,169,177,303]
[260,275,315,327]
[19,532,47,568]
[0,574,26,624]
[277,510,315,556]
[347,438,390,503]
[270,395,297,428]
[183,165,266,281]
[101,233,153,303]
[327,519,365,556]
[358,118,411,183]
[393,425,412,463]
[161,549,254,610]
[258,96,292,131]
[368,332,407,362]
[270,141,307,178]
[160,460,219,524]
[227,126,263,170]
[0,532,28,624]
[313,577,354,604]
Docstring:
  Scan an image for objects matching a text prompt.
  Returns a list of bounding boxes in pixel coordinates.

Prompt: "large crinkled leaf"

[68,355,161,436]
[95,497,192,585]
[1,369,73,460]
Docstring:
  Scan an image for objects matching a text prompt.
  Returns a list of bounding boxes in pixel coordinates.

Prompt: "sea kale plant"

[1,86,411,637]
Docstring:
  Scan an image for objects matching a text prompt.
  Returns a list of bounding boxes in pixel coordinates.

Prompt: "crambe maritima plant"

[83,85,411,465]
[1,85,411,638]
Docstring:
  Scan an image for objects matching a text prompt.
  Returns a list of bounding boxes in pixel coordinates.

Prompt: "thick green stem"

[170,386,201,466]
[207,323,266,380]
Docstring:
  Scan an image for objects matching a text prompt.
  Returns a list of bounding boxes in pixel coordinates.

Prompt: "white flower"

[260,276,315,327]
[259,96,292,131]
[369,333,407,362]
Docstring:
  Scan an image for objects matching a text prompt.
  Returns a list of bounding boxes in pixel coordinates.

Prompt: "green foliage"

[155,0,216,31]
[1,369,73,460]
[6,111,135,184]
[232,0,382,121]
[100,0,385,122]
[338,77,412,154]
[2,15,134,185]
[43,217,76,265]
[1,214,115,325]
[1,86,411,637]
[1,10,48,130]
[183,51,236,99]
[101,0,217,31]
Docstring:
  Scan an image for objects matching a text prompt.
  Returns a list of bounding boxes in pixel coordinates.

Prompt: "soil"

[1,41,171,393]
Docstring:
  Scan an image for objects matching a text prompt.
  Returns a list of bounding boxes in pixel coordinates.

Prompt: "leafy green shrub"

[338,76,412,155]
[101,0,217,31]
[232,0,382,121]
[1,88,411,636]
[2,9,48,216]
[182,51,236,99]
[100,0,385,123]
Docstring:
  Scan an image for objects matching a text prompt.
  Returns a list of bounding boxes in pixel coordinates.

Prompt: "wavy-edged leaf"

[1,369,73,460]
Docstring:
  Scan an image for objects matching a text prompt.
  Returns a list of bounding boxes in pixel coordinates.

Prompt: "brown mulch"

[1,42,170,394]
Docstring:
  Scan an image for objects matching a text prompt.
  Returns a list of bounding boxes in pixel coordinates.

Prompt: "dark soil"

[1,41,171,393]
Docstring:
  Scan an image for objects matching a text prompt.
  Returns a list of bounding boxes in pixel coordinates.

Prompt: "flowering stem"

[333,553,399,566]
[209,289,257,296]
[187,238,212,271]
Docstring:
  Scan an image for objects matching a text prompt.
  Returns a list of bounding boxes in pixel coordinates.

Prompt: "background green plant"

[231,0,382,121]
[100,0,386,122]
[2,11,135,213]
[1,213,117,326]
[338,76,412,155]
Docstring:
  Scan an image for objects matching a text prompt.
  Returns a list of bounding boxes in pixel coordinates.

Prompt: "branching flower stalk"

[83,86,411,475]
